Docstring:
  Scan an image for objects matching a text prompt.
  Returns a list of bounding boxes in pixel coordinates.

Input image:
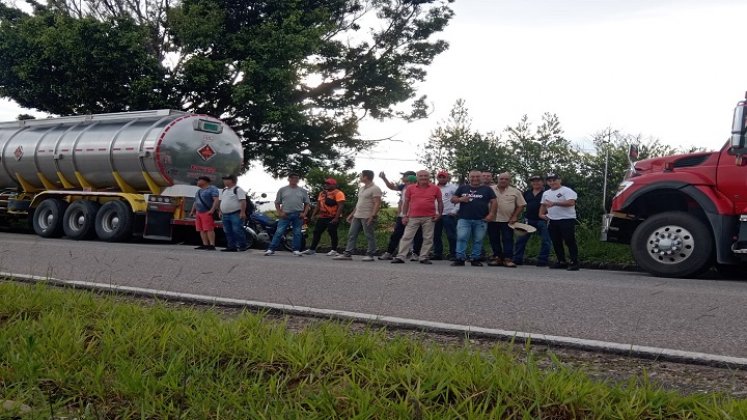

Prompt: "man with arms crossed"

[513,175,552,266]
[334,170,382,261]
[539,172,580,271]
[265,173,310,256]
[487,172,526,268]
[391,170,443,264]
[451,170,497,267]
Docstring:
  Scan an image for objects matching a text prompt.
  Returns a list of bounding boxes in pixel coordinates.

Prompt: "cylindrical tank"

[0,110,243,191]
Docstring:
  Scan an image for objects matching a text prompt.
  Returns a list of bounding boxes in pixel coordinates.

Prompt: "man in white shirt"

[433,170,459,260]
[539,172,579,271]
[218,174,248,252]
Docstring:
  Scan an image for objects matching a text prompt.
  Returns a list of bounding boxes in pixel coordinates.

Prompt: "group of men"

[191,168,580,271]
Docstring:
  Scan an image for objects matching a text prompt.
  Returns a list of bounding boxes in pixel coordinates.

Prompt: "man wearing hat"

[486,172,526,268]
[302,178,346,256]
[189,175,219,251]
[218,174,249,252]
[539,173,580,271]
[265,173,310,256]
[433,170,459,260]
[513,175,552,266]
[378,171,422,260]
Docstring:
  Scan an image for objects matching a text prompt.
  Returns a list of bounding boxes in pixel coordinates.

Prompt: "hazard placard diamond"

[197,144,216,161]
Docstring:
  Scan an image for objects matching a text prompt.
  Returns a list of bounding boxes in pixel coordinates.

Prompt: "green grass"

[1,282,744,418]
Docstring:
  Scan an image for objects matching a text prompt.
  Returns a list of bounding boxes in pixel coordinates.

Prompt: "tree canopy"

[0,0,454,175]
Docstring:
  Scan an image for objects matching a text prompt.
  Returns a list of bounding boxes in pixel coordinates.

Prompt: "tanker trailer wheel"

[63,200,100,240]
[95,200,134,242]
[32,198,68,238]
[631,211,713,278]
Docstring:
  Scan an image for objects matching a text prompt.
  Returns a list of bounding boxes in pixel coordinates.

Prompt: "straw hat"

[509,222,537,236]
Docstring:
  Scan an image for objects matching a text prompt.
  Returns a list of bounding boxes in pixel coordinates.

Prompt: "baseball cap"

[528,174,542,181]
[406,175,417,183]
[401,170,416,177]
[324,178,337,185]
[437,170,449,177]
[221,174,237,181]
[545,172,559,180]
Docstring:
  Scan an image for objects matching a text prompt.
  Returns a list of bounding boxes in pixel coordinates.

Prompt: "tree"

[0,0,454,175]
[418,99,511,180]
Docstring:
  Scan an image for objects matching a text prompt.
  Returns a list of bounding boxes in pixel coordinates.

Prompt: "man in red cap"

[303,178,346,255]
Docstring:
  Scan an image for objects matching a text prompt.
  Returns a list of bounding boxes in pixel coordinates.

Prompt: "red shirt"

[405,183,442,217]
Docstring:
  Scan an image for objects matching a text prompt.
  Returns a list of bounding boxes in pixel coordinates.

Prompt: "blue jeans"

[433,215,457,257]
[487,221,515,259]
[269,211,303,251]
[513,219,552,264]
[222,211,247,249]
[455,219,487,261]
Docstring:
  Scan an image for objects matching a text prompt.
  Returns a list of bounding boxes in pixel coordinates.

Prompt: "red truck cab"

[602,94,747,278]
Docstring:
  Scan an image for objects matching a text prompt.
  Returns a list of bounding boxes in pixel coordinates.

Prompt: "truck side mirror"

[731,101,747,149]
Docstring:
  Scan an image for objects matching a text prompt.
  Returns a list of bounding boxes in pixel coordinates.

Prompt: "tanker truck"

[0,109,243,242]
[601,93,747,278]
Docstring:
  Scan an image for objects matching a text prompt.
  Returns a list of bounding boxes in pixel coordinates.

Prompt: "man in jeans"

[218,175,248,252]
[433,170,458,260]
[391,170,442,264]
[539,173,580,271]
[334,170,382,261]
[451,170,497,267]
[265,173,310,256]
[486,172,526,268]
[513,175,552,266]
[189,175,219,251]
[302,178,346,256]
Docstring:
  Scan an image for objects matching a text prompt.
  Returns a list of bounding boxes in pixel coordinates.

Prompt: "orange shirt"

[317,189,346,218]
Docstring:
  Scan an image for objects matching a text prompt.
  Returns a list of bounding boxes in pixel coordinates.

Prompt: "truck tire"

[32,198,68,238]
[631,211,713,278]
[63,200,100,240]
[95,200,133,242]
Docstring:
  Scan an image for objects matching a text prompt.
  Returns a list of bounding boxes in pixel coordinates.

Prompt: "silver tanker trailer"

[0,109,243,241]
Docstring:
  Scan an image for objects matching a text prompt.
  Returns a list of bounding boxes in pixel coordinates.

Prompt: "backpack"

[228,186,255,217]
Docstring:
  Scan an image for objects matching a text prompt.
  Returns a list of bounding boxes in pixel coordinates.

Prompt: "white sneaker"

[333,254,352,260]
[301,249,316,255]
[292,250,303,257]
[264,250,275,256]
[362,255,375,262]
[326,250,339,256]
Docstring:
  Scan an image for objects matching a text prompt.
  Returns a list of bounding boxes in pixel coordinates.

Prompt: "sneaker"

[301,249,316,255]
[292,250,304,257]
[361,255,375,262]
[450,260,465,266]
[264,250,275,256]
[221,248,238,252]
[238,246,249,252]
[195,245,208,250]
[378,252,393,260]
[391,258,405,264]
[205,245,216,251]
[410,255,419,262]
[326,250,339,257]
[503,258,517,268]
[567,262,580,271]
[550,262,568,269]
[333,254,352,260]
[419,259,432,265]
[470,260,483,267]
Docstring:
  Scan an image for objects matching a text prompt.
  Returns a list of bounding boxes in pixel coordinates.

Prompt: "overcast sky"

[2,0,746,199]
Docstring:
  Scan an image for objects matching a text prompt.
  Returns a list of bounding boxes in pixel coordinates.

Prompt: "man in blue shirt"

[189,176,219,250]
[513,175,552,266]
[451,170,497,266]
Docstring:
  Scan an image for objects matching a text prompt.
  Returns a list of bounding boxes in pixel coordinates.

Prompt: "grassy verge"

[2,282,743,418]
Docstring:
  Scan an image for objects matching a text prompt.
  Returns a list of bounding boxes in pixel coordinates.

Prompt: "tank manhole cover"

[197,144,216,161]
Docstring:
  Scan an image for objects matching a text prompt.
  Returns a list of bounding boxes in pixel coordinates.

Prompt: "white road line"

[3,271,747,369]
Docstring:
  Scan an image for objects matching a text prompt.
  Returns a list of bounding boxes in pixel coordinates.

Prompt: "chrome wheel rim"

[646,225,695,265]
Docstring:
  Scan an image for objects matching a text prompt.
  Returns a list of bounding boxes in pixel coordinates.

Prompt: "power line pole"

[601,128,613,211]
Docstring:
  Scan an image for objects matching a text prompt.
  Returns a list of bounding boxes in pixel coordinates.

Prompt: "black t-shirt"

[523,188,547,220]
[454,185,496,220]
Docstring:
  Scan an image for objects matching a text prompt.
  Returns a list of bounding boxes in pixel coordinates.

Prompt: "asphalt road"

[1,232,746,359]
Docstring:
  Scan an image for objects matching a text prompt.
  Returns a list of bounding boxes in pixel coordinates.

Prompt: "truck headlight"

[614,181,634,198]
